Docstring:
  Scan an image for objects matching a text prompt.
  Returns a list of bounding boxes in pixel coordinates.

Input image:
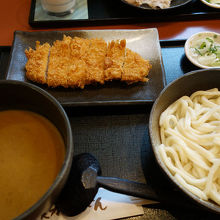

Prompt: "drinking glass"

[41,0,76,16]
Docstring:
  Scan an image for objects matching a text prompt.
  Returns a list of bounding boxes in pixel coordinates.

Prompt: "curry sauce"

[0,110,65,220]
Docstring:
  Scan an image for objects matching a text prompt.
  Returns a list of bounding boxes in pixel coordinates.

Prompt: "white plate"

[184,31,220,69]
[200,0,220,9]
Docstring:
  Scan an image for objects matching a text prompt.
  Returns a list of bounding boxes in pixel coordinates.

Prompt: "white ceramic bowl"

[200,0,220,9]
[184,31,220,69]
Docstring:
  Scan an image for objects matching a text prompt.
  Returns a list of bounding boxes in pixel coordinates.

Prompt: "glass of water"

[41,0,76,16]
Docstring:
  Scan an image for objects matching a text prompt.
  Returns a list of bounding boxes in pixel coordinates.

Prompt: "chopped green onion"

[199,42,206,49]
[195,48,202,56]
[209,45,217,54]
[206,37,214,43]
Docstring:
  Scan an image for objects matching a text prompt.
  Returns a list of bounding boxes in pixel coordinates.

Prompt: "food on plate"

[0,110,65,220]
[25,36,152,89]
[25,41,50,84]
[189,34,220,67]
[158,88,220,205]
[47,35,70,88]
[122,48,150,83]
[135,0,172,9]
[86,38,107,84]
[104,39,126,81]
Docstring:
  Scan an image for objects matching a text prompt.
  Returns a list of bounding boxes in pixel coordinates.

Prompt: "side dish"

[185,32,220,68]
[190,36,220,67]
[135,0,172,9]
[25,36,152,89]
[158,88,220,206]
[200,0,220,8]
[206,0,220,4]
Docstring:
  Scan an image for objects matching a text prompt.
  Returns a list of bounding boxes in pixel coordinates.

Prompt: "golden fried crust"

[25,36,151,88]
[67,37,90,88]
[84,38,107,84]
[104,39,126,81]
[70,37,90,58]
[47,36,71,88]
[25,41,50,84]
[122,48,152,84]
[67,60,87,89]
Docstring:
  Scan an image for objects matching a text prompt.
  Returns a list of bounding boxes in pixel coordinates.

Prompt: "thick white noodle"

[158,89,220,205]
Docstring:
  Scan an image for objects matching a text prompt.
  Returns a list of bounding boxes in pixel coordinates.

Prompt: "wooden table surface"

[1,0,220,46]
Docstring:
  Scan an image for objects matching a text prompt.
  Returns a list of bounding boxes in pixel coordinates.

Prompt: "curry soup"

[0,110,65,220]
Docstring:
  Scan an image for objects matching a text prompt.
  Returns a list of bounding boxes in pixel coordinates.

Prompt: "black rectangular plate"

[6,29,165,107]
[29,0,220,28]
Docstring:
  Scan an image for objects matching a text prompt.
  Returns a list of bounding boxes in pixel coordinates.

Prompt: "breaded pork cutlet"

[84,38,107,84]
[25,41,50,84]
[68,37,90,88]
[122,48,152,84]
[25,36,152,88]
[104,39,126,81]
[47,35,71,88]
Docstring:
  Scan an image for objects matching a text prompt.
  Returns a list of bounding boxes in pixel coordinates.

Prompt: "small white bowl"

[200,0,220,9]
[185,31,220,69]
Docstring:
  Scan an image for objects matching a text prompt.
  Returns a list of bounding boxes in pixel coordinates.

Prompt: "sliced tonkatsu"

[122,48,152,84]
[83,38,107,85]
[104,39,126,81]
[25,36,152,88]
[25,41,50,84]
[67,36,90,88]
[47,35,71,88]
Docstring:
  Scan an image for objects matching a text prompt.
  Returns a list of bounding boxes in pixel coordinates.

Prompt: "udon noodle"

[158,88,220,205]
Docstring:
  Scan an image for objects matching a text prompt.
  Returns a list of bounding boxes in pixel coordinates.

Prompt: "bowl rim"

[0,80,74,219]
[149,68,220,214]
[184,31,220,69]
[200,0,220,9]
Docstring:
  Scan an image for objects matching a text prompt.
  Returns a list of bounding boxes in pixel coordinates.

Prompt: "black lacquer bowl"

[149,68,220,214]
[0,80,73,219]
